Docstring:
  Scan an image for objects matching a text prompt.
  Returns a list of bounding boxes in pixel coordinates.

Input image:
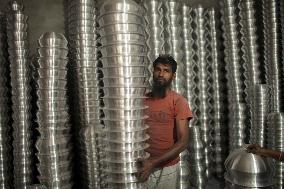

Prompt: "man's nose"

[158,71,165,77]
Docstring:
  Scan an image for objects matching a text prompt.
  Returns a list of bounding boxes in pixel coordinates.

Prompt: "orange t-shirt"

[144,90,193,167]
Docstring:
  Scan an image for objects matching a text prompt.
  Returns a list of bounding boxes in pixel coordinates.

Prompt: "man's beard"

[152,78,172,98]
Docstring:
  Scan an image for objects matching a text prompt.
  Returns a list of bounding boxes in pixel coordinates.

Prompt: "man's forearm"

[151,140,187,167]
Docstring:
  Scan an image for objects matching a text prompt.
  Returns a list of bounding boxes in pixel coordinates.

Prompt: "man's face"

[153,63,175,87]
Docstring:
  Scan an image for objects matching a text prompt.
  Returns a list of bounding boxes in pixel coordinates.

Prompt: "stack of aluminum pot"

[35,32,73,189]
[98,0,149,188]
[6,1,34,187]
[66,0,103,187]
[0,10,13,189]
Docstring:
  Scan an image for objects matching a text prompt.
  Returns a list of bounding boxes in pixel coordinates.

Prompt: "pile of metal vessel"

[35,32,73,189]
[0,10,13,189]
[98,0,149,188]
[66,0,103,187]
[6,1,34,188]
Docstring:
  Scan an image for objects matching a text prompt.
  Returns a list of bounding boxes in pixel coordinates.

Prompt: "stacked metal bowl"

[188,6,215,178]
[143,0,165,87]
[263,0,284,112]
[0,11,13,189]
[163,0,186,97]
[267,113,284,188]
[66,0,103,187]
[35,32,73,189]
[6,1,34,187]
[220,0,248,151]
[249,84,271,147]
[98,0,149,188]
[208,8,228,178]
[187,124,207,189]
[239,0,263,91]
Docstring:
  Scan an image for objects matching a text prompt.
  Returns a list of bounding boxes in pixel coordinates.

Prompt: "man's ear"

[172,73,176,80]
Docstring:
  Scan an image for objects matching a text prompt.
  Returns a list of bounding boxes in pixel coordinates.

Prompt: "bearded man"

[138,55,193,189]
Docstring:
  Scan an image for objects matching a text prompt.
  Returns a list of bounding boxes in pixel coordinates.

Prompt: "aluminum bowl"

[99,32,145,44]
[38,32,67,48]
[37,122,70,129]
[37,79,66,89]
[38,173,73,188]
[70,46,96,55]
[36,137,72,153]
[37,100,68,111]
[38,161,72,176]
[98,12,144,25]
[100,66,148,77]
[102,96,146,108]
[102,106,147,119]
[68,33,97,41]
[100,0,143,15]
[225,146,275,187]
[7,22,27,30]
[104,149,148,161]
[37,111,69,123]
[38,58,68,69]
[37,68,67,79]
[106,182,146,189]
[37,127,71,138]
[102,86,147,96]
[68,11,95,21]
[38,48,68,58]
[68,5,95,15]
[103,161,142,173]
[102,116,147,130]
[99,23,145,36]
[104,125,148,141]
[102,76,147,86]
[68,39,97,47]
[8,49,27,57]
[106,172,139,183]
[7,31,27,40]
[99,43,145,56]
[27,184,47,189]
[37,90,67,100]
[68,27,96,35]
[72,59,97,68]
[102,140,149,152]
[99,55,146,66]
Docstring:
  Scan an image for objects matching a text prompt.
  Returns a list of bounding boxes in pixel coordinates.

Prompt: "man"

[138,55,192,189]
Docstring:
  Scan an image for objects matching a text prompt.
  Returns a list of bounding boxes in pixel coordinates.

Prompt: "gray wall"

[1,0,219,53]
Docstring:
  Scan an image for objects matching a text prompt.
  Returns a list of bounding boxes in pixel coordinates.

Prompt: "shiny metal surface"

[98,13,144,26]
[0,12,13,188]
[102,107,146,119]
[102,76,147,86]
[100,43,145,56]
[98,0,148,187]
[102,96,146,108]
[99,33,145,44]
[100,66,148,77]
[102,86,146,96]
[99,23,145,35]
[7,2,33,187]
[36,32,73,189]
[225,146,275,187]
[99,55,147,67]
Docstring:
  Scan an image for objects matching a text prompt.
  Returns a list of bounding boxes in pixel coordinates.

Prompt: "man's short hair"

[153,54,177,73]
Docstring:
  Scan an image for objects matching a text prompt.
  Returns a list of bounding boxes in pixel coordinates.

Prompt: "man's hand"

[137,158,158,182]
[247,144,263,155]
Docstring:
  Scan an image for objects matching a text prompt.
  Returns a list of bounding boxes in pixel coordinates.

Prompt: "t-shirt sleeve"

[175,96,193,120]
